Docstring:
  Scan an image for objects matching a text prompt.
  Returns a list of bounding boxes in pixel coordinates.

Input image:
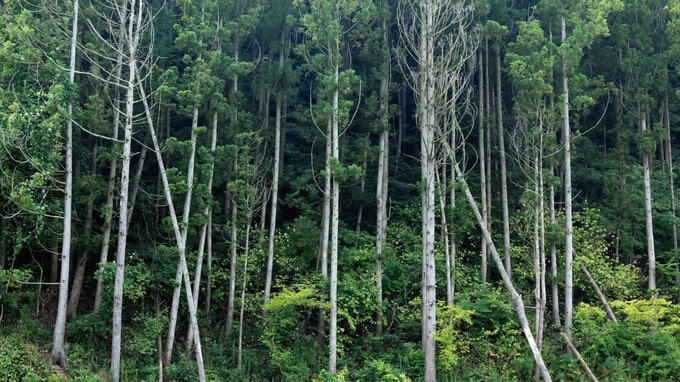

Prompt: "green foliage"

[435,303,474,372]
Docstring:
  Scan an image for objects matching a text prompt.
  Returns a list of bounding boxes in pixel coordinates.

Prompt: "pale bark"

[665,96,679,298]
[375,15,389,334]
[496,44,511,278]
[263,40,286,305]
[112,2,141,378]
[238,212,253,368]
[478,49,488,283]
[641,110,656,291]
[454,162,552,382]
[137,73,206,382]
[329,40,341,374]
[187,110,219,350]
[225,192,238,336]
[576,258,617,324]
[561,16,574,338]
[51,0,78,367]
[561,332,599,382]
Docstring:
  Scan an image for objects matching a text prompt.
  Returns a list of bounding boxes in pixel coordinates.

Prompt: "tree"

[398,0,477,379]
[294,0,372,372]
[50,0,78,367]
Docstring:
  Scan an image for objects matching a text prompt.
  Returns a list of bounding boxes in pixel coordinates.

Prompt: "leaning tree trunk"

[454,162,552,382]
[137,74,206,381]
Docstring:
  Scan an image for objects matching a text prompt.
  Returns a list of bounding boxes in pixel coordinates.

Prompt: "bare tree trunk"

[186,110,219,351]
[329,43,341,374]
[560,332,599,382]
[496,44,511,279]
[665,96,679,300]
[238,211,253,369]
[641,109,656,292]
[478,49,488,284]
[51,0,78,367]
[137,73,206,382]
[263,41,287,305]
[454,162,552,382]
[316,117,332,346]
[226,191,238,337]
[112,2,141,378]
[355,132,370,240]
[375,14,390,332]
[561,16,574,339]
[577,258,617,323]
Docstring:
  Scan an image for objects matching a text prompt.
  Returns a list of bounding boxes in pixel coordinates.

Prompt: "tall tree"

[398,0,477,379]
[51,0,78,367]
[295,0,372,373]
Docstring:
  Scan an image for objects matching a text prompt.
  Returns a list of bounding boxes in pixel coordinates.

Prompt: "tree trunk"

[51,0,78,367]
[263,40,286,305]
[641,109,656,292]
[67,158,95,318]
[137,73,206,381]
[238,211,253,369]
[454,162,552,382]
[328,43,341,374]
[375,15,389,332]
[496,44,511,279]
[665,95,679,300]
[478,48,488,284]
[112,2,141,379]
[226,191,238,337]
[561,16,575,339]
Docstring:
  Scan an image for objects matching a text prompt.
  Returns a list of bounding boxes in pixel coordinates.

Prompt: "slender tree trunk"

[496,44,511,278]
[561,16,574,339]
[126,144,147,231]
[263,41,286,305]
[355,132,370,240]
[204,211,213,314]
[454,162,552,382]
[51,0,78,367]
[420,4,437,379]
[665,96,679,300]
[67,151,95,317]
[238,211,253,369]
[375,17,389,332]
[186,110,219,351]
[478,49,488,284]
[641,109,656,292]
[328,43,341,374]
[137,73,206,381]
[316,117,332,346]
[226,191,238,337]
[112,2,141,379]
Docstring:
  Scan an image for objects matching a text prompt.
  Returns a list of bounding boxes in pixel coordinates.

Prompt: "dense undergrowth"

[2,282,679,381]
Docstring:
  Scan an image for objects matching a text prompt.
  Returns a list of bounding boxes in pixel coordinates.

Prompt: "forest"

[2,0,680,380]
